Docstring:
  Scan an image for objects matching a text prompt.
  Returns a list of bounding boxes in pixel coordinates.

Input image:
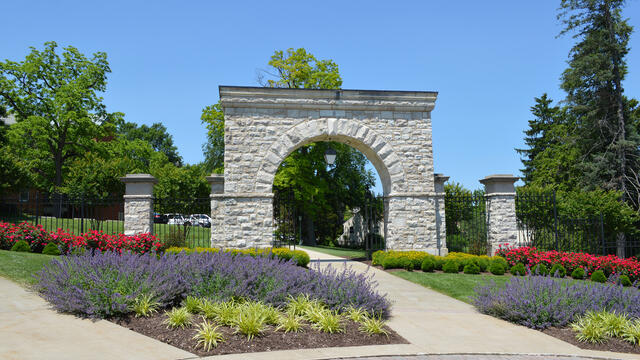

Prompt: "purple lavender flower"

[473,275,640,329]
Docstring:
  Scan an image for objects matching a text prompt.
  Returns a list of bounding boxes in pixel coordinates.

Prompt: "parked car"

[166,213,187,226]
[189,214,211,228]
[153,213,168,224]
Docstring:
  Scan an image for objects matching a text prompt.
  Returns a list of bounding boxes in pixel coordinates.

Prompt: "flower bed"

[0,221,160,254]
[495,246,640,281]
[35,250,390,318]
[473,275,640,329]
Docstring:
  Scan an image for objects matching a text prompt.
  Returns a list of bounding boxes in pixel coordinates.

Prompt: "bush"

[35,251,390,318]
[402,258,414,271]
[532,263,548,276]
[591,270,607,283]
[489,262,505,275]
[510,263,526,276]
[421,258,435,272]
[41,243,61,256]
[550,264,567,278]
[382,257,402,270]
[11,240,31,252]
[434,257,445,270]
[371,250,386,266]
[442,260,459,273]
[164,247,310,267]
[619,275,632,287]
[571,267,586,280]
[473,275,640,329]
[496,246,640,282]
[463,264,480,275]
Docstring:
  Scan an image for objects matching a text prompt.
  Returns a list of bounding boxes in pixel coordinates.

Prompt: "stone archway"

[210,86,446,253]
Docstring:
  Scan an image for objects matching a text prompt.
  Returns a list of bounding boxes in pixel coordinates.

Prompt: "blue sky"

[2,0,640,194]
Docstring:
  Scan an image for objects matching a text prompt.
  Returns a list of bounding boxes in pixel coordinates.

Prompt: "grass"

[299,245,367,259]
[391,271,511,303]
[0,250,56,286]
[1,215,210,248]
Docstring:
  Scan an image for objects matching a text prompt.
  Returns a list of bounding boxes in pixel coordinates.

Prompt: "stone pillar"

[434,173,449,256]
[480,174,518,256]
[206,174,224,248]
[120,174,157,235]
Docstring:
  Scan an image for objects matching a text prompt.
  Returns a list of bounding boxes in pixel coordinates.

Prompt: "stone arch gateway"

[209,86,447,253]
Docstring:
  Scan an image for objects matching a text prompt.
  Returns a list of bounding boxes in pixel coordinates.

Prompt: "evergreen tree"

[558,0,639,204]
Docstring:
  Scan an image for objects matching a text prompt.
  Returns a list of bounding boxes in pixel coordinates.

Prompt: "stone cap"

[120,174,158,184]
[479,174,519,195]
[120,174,157,196]
[434,173,449,194]
[219,86,438,112]
[206,174,224,194]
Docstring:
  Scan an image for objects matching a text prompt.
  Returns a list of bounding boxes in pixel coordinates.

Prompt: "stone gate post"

[434,173,449,256]
[206,174,224,247]
[120,174,157,235]
[480,174,518,255]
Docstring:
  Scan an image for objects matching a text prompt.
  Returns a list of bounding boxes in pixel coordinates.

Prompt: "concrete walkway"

[0,277,195,360]
[0,249,637,360]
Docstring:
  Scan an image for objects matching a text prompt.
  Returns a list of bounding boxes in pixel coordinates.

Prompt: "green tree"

[258,48,342,89]
[200,102,224,173]
[0,42,122,192]
[0,107,31,195]
[118,122,182,166]
[558,0,640,205]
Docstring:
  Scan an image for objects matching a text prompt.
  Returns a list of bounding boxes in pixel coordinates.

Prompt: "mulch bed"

[542,327,640,354]
[111,313,408,357]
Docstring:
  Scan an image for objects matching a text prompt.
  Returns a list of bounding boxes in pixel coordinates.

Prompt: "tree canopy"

[118,122,182,166]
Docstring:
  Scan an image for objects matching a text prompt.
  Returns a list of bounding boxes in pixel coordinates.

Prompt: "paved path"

[0,249,636,360]
[0,277,195,360]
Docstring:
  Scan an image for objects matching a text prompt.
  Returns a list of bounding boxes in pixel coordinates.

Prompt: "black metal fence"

[444,194,488,255]
[153,197,211,248]
[272,189,298,248]
[0,192,124,235]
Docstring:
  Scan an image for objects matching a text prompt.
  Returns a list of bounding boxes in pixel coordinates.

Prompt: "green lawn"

[0,250,57,286]
[391,271,511,303]
[299,245,368,259]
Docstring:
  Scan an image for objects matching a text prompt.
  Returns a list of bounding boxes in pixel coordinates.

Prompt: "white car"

[189,214,211,228]
[166,213,186,225]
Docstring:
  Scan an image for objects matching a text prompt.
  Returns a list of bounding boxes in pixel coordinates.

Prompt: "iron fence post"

[553,190,558,251]
[80,196,85,234]
[599,212,605,255]
[35,192,39,226]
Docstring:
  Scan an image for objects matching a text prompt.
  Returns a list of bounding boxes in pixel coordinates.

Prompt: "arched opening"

[271,139,387,255]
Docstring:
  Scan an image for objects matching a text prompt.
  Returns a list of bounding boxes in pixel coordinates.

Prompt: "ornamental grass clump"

[276,311,304,333]
[132,293,160,317]
[312,310,344,333]
[359,316,389,337]
[164,307,193,329]
[193,318,225,351]
[473,275,640,329]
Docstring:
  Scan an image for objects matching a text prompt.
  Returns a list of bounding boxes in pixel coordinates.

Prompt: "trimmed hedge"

[164,246,310,267]
[371,250,504,275]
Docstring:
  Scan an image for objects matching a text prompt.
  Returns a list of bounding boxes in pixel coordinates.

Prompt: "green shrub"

[510,263,526,276]
[571,267,586,280]
[421,258,435,272]
[402,258,414,271]
[41,243,61,256]
[489,261,505,275]
[492,256,508,268]
[476,257,490,272]
[590,270,607,283]
[10,240,31,252]
[463,263,480,275]
[442,260,459,273]
[163,247,310,267]
[382,257,402,270]
[620,275,632,287]
[371,250,387,266]
[532,263,548,276]
[434,257,445,270]
[550,264,567,278]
